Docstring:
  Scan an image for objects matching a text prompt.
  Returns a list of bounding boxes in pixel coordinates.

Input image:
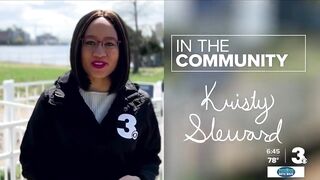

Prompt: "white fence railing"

[0,101,33,180]
[0,79,49,180]
[0,79,163,180]
[0,80,54,105]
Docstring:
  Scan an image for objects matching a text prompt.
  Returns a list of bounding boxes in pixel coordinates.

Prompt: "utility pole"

[133,0,138,32]
[132,0,140,73]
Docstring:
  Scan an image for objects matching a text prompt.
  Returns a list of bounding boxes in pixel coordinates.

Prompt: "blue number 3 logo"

[117,114,138,140]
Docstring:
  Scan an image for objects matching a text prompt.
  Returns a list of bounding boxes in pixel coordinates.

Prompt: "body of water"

[0,45,70,66]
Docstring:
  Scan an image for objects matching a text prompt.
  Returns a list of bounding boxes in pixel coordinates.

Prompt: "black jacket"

[20,72,161,180]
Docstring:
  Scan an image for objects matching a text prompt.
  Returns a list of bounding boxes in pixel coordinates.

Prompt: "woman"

[20,10,161,180]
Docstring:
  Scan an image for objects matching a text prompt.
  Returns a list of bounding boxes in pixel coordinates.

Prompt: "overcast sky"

[0,1,164,42]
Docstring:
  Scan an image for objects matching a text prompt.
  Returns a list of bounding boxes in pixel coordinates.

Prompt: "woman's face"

[81,17,119,83]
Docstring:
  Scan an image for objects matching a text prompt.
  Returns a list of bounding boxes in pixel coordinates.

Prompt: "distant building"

[0,31,10,44]
[0,27,30,45]
[36,33,59,45]
[12,27,31,44]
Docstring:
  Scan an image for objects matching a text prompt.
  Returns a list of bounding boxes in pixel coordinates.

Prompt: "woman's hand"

[119,175,141,180]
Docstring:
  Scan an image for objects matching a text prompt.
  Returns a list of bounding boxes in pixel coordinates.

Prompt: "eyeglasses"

[81,37,121,51]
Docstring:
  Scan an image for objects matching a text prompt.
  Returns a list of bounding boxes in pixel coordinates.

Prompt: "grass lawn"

[0,62,163,83]
[129,67,163,83]
[0,63,69,82]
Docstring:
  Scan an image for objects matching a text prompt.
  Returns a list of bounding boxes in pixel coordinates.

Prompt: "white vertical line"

[171,35,173,72]
[305,35,307,72]
[284,148,287,163]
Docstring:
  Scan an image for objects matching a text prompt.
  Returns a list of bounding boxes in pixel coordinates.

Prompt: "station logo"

[267,147,307,178]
